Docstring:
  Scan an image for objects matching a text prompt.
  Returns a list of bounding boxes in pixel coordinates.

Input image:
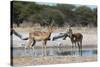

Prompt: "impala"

[24,25,53,56]
[67,28,83,56]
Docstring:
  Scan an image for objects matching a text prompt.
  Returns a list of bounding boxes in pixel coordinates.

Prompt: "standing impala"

[24,24,54,56]
[67,27,83,56]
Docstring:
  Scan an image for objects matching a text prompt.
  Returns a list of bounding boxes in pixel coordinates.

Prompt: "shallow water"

[12,48,97,57]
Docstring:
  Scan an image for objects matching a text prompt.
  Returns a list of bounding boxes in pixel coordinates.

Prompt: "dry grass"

[12,55,97,66]
[13,27,97,33]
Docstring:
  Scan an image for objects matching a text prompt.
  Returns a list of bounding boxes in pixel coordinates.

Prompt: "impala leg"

[28,39,35,57]
[75,42,79,56]
[32,40,36,56]
[30,40,36,65]
[32,46,35,57]
[75,42,77,48]
[32,46,35,58]
[77,42,81,56]
[44,40,47,56]
[74,42,77,56]
[27,38,33,48]
[72,42,74,49]
[30,41,34,58]
[24,38,32,57]
[80,40,82,56]
[42,43,44,56]
[71,42,74,56]
[44,45,47,56]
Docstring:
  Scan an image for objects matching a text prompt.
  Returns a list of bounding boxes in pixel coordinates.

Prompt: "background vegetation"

[11,1,97,27]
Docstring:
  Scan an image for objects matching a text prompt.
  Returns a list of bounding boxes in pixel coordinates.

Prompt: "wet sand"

[12,55,97,66]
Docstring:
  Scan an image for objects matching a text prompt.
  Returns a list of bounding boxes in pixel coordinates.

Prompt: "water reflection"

[12,48,97,57]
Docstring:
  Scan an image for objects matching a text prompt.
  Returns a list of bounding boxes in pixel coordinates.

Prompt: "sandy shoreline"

[12,55,97,66]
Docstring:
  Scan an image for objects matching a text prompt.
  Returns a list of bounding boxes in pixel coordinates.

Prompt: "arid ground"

[12,56,97,66]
